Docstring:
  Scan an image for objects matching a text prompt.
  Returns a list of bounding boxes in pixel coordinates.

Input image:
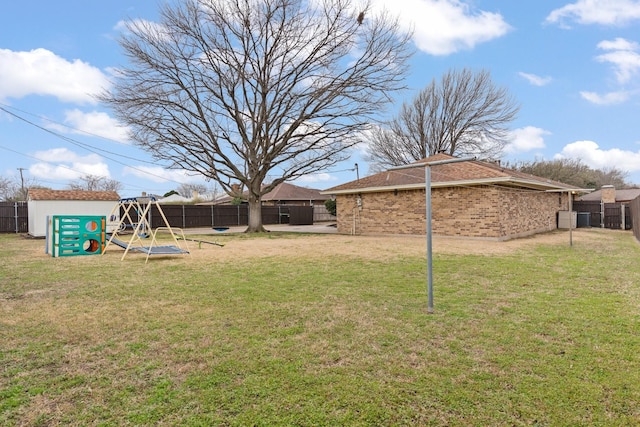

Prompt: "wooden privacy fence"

[0,202,316,233]
[133,204,314,229]
[630,196,640,242]
[0,201,28,233]
[572,200,632,230]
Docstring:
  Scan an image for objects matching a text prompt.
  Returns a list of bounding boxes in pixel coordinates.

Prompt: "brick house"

[322,154,575,240]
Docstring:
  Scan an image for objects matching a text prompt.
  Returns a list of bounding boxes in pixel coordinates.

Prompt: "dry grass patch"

[1,228,639,425]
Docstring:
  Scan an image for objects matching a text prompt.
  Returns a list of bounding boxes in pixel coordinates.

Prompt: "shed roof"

[323,154,576,194]
[28,189,120,201]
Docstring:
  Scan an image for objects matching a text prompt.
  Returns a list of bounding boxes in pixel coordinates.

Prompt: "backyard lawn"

[1,228,639,426]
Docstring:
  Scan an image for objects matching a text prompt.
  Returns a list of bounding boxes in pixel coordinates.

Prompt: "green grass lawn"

[1,230,639,426]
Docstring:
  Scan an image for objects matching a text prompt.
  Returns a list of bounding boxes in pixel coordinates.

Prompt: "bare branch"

[101,0,412,231]
[367,67,520,170]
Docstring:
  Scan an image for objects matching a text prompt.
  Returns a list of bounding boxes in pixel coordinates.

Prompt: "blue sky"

[2,0,640,198]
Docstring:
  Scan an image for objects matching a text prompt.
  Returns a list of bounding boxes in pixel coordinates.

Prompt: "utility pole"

[17,167,26,200]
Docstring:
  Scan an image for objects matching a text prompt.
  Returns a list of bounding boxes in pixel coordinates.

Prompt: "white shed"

[27,189,120,237]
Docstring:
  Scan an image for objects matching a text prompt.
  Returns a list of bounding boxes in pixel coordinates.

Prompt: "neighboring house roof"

[323,154,576,194]
[578,188,640,202]
[264,182,331,201]
[28,189,120,201]
[202,182,330,205]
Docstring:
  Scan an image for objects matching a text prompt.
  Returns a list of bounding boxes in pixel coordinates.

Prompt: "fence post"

[621,204,626,230]
[14,202,19,233]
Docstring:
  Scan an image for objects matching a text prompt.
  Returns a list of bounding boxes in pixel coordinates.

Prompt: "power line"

[0,105,191,187]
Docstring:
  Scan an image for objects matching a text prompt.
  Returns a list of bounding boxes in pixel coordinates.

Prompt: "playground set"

[47,196,196,263]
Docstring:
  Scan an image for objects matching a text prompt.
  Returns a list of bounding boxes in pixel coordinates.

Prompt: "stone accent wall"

[336,186,568,239]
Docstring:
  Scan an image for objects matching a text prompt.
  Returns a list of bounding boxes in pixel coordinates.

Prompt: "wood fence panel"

[212,205,247,227]
[604,203,622,229]
[313,205,336,222]
[289,206,313,225]
[0,201,28,233]
[631,196,640,241]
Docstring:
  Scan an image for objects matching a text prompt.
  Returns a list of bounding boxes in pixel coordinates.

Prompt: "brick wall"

[336,186,567,239]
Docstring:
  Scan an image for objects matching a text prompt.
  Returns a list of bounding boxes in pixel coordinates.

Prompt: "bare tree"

[176,183,208,199]
[512,158,629,189]
[101,0,412,232]
[366,68,520,171]
[0,177,16,201]
[0,176,43,201]
[68,175,123,192]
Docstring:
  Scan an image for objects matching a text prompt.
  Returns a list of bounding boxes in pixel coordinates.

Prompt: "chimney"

[601,185,616,203]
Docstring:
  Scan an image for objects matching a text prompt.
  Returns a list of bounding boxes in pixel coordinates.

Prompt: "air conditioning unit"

[558,211,577,229]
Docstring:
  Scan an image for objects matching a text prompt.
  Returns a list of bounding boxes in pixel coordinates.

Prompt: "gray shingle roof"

[578,188,640,202]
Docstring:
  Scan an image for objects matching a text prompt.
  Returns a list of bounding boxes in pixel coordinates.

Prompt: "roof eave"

[322,177,575,195]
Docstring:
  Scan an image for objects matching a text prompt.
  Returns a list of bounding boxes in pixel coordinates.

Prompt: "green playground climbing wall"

[51,215,106,257]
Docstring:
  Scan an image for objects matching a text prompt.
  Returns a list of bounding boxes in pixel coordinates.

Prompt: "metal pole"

[568,191,573,247]
[425,165,434,313]
[390,156,475,314]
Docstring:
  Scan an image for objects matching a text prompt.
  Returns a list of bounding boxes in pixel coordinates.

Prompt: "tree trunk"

[246,194,265,232]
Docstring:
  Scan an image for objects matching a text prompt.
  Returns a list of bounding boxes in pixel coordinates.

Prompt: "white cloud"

[506,126,549,153]
[595,38,640,84]
[122,165,206,184]
[580,90,630,105]
[29,148,111,181]
[47,109,131,143]
[555,140,640,172]
[370,0,511,55]
[518,72,552,87]
[580,37,640,104]
[546,0,640,27]
[292,173,337,185]
[0,48,110,104]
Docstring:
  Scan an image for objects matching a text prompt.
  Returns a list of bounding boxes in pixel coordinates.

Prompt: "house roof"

[578,188,640,202]
[28,189,120,201]
[322,154,576,195]
[263,182,330,201]
[201,182,330,205]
